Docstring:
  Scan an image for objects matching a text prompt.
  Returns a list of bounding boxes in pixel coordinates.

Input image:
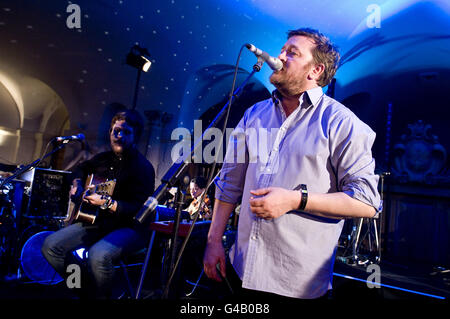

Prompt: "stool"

[71,246,149,299]
[115,248,148,299]
[133,213,162,299]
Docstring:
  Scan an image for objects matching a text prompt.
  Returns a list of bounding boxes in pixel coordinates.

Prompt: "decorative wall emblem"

[392,120,447,184]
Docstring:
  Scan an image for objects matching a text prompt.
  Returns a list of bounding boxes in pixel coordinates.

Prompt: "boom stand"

[134,66,260,299]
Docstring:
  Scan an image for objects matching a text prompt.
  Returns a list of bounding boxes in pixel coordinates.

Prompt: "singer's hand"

[249,187,300,220]
[203,241,226,282]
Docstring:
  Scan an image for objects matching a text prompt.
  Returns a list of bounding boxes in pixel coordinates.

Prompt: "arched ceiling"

[0,78,19,129]
[0,0,448,167]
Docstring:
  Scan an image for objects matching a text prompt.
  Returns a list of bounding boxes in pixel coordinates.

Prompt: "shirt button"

[251,235,257,240]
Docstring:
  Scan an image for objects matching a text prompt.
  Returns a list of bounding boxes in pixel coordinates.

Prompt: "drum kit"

[0,168,70,285]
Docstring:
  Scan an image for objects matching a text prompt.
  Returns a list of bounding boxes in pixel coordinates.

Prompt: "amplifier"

[22,168,72,219]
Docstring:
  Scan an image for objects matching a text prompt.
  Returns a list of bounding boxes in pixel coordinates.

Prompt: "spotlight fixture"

[126,44,152,109]
[126,45,152,72]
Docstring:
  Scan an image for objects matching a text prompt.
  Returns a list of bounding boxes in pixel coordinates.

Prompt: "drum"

[20,229,63,285]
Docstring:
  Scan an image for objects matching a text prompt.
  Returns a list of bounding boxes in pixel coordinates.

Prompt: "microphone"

[135,196,158,224]
[55,133,85,142]
[245,43,283,71]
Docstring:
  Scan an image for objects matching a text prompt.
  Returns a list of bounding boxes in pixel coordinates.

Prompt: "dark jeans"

[223,258,332,301]
[41,222,148,298]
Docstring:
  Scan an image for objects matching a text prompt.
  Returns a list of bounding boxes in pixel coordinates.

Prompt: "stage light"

[126,45,152,109]
[126,45,152,72]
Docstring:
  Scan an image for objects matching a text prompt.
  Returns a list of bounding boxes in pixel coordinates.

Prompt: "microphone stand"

[167,178,188,283]
[135,54,262,299]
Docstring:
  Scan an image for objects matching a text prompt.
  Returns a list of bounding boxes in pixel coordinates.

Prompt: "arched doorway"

[0,71,69,168]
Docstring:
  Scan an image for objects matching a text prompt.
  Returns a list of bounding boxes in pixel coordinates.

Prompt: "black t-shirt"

[72,147,155,229]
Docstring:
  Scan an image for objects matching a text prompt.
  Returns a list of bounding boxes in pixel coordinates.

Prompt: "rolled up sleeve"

[215,115,249,204]
[330,113,382,214]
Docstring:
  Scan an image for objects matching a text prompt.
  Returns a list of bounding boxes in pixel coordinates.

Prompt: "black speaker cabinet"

[23,168,71,219]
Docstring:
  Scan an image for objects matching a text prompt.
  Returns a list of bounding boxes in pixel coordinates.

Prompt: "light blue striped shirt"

[215,86,381,299]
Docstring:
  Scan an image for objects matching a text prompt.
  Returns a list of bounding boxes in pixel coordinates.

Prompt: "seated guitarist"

[186,176,212,220]
[41,109,155,299]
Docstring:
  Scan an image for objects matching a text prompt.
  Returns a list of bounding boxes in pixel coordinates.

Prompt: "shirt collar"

[271,86,324,110]
[306,86,324,107]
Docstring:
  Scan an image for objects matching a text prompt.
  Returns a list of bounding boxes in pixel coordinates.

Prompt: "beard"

[110,141,124,155]
[269,66,310,97]
[110,140,133,155]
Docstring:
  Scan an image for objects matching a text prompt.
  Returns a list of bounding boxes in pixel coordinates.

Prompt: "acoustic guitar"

[64,174,116,226]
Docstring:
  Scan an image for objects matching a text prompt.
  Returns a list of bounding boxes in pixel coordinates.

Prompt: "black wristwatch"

[298,184,308,211]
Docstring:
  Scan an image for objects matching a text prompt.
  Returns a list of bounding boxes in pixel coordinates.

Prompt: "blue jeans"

[41,222,147,298]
